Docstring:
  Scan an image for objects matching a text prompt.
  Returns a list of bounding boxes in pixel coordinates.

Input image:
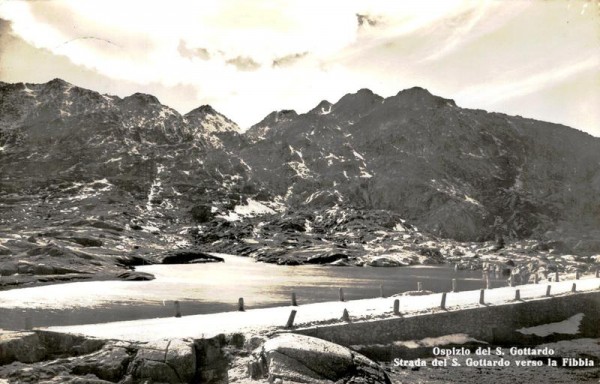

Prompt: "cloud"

[356,13,381,28]
[272,52,308,68]
[0,0,598,135]
[226,56,261,71]
[456,56,600,105]
[177,41,210,61]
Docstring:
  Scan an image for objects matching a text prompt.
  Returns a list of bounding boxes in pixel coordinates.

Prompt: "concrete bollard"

[417,282,423,292]
[452,278,457,292]
[534,274,539,284]
[238,297,245,312]
[486,275,491,289]
[342,308,350,322]
[380,284,385,298]
[291,292,298,306]
[286,310,297,328]
[454,264,458,272]
[174,301,182,318]
[339,288,345,302]
[479,289,485,304]
[596,269,599,278]
[571,283,576,292]
[440,292,447,310]
[393,299,400,315]
[546,285,551,297]
[555,271,559,282]
[509,274,514,287]
[575,271,580,280]
[515,289,520,301]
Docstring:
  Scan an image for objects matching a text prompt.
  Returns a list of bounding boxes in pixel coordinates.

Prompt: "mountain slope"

[240,87,600,242]
[1,79,599,287]
[0,79,254,285]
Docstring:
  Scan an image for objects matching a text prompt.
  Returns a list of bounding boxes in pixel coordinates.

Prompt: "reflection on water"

[0,254,504,329]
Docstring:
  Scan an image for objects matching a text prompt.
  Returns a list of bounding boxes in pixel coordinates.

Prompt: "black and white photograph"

[0,0,599,383]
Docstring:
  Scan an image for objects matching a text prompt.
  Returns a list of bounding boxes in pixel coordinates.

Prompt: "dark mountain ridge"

[242,86,600,242]
[1,78,599,286]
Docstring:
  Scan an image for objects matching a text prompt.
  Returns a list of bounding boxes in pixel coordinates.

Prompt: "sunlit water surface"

[0,254,504,329]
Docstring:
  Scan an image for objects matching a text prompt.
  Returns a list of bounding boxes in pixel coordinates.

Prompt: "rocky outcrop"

[0,331,105,366]
[250,333,391,383]
[0,330,201,384]
[125,339,196,383]
[161,250,225,264]
[70,343,132,382]
[116,271,156,281]
[0,331,47,365]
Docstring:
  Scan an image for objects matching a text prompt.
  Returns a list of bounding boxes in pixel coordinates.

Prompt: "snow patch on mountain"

[146,164,165,212]
[289,161,311,178]
[216,198,276,221]
[234,198,275,216]
[352,150,365,161]
[360,167,373,178]
[463,195,482,207]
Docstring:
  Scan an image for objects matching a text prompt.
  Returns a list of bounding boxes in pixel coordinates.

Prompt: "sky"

[0,0,598,135]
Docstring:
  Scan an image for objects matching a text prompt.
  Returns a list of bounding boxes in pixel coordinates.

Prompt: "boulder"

[0,244,11,255]
[128,339,195,383]
[306,252,348,264]
[164,339,196,381]
[253,333,391,383]
[0,331,47,364]
[71,343,131,382]
[67,237,104,247]
[161,250,224,264]
[367,256,402,267]
[330,259,350,266]
[117,271,155,281]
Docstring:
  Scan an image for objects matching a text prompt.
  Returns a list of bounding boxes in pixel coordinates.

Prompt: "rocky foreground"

[1,326,598,383]
[0,330,392,383]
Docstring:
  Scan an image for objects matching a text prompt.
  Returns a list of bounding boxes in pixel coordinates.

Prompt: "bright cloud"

[0,0,598,136]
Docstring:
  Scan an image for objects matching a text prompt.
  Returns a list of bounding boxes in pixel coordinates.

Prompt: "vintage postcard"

[0,1,599,383]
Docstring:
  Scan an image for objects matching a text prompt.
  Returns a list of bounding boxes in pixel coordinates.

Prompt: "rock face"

[242,87,600,242]
[251,333,391,383]
[0,79,251,286]
[1,79,600,285]
[0,330,200,384]
[127,339,196,383]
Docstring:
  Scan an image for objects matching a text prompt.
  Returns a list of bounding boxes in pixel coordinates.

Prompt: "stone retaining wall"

[294,291,600,347]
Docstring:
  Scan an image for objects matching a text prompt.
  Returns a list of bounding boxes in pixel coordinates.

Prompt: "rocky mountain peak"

[309,100,333,115]
[184,104,240,136]
[122,92,161,106]
[45,78,71,88]
[330,88,384,121]
[335,88,382,106]
[186,104,218,117]
[245,109,298,142]
[391,86,457,108]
